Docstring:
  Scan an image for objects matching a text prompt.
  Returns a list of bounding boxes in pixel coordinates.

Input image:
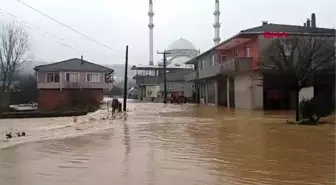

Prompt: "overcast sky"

[0,0,335,65]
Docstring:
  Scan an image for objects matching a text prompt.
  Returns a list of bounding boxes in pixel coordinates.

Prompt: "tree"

[260,35,335,121]
[0,22,30,111]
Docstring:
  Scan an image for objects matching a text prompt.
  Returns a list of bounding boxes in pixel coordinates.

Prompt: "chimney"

[303,23,307,27]
[262,21,268,26]
[80,55,84,64]
[306,19,311,28]
[311,13,316,28]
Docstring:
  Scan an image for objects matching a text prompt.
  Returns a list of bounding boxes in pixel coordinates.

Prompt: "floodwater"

[0,100,335,185]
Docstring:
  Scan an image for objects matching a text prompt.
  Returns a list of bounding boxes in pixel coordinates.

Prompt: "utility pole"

[157,50,171,104]
[123,45,129,111]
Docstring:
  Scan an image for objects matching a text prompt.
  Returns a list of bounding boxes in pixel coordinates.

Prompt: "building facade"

[186,13,335,109]
[34,58,114,110]
[132,38,199,101]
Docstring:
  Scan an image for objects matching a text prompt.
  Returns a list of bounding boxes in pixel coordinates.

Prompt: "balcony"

[199,65,218,79]
[217,57,253,74]
[64,82,81,89]
[37,83,61,89]
[37,82,112,90]
[135,76,161,85]
[195,57,253,80]
[64,82,112,90]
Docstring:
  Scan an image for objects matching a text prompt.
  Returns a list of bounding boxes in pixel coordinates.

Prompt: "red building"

[185,13,335,109]
[34,58,114,110]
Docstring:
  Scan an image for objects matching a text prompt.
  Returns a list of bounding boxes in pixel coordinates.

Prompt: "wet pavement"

[0,100,335,185]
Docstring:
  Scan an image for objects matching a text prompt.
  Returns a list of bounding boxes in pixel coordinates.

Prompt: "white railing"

[37,82,112,89]
[37,83,61,89]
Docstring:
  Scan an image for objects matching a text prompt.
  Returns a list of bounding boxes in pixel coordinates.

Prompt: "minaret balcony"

[148,23,154,28]
[148,12,154,16]
[213,23,221,28]
[213,11,220,15]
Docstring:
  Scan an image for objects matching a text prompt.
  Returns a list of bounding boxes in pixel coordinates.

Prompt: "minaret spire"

[213,0,221,46]
[148,0,154,65]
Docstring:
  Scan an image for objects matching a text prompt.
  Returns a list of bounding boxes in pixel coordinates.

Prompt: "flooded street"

[0,100,335,185]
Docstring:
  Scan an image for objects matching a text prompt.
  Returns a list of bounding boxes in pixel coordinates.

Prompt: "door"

[229,77,235,108]
[217,76,227,106]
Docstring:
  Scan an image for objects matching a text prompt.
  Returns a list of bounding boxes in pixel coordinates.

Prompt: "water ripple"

[0,101,334,185]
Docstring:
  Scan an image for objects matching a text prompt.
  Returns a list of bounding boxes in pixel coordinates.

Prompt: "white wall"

[145,85,160,98]
[299,86,314,102]
[234,72,263,109]
[159,82,194,98]
[251,73,263,109]
[234,75,253,109]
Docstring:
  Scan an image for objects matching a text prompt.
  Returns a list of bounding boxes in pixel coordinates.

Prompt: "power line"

[0,9,122,63]
[15,0,124,55]
[0,10,82,54]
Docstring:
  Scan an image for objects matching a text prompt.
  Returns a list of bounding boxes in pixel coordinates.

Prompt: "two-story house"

[131,64,194,101]
[34,58,114,110]
[185,13,335,110]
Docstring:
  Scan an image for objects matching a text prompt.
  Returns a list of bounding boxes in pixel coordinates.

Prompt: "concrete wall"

[234,72,263,109]
[38,89,104,110]
[234,75,253,109]
[159,82,194,98]
[205,79,217,104]
[251,73,264,109]
[145,85,160,98]
[299,86,314,102]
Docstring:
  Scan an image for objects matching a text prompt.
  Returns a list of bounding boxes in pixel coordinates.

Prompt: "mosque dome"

[167,38,197,51]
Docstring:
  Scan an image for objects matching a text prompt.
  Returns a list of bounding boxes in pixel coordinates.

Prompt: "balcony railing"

[37,82,112,90]
[64,82,81,89]
[217,57,253,74]
[188,57,253,80]
[37,83,60,89]
[136,76,161,85]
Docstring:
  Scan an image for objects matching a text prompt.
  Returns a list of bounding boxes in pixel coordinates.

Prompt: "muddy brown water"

[0,100,335,185]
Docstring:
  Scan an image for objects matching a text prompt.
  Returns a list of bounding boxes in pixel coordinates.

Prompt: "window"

[211,55,215,66]
[46,73,60,83]
[168,83,173,88]
[221,54,228,62]
[245,45,250,57]
[86,73,100,82]
[65,72,80,82]
[198,60,203,70]
[199,60,204,69]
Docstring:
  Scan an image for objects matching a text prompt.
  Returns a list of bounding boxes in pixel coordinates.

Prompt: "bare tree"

[0,22,30,110]
[260,35,335,121]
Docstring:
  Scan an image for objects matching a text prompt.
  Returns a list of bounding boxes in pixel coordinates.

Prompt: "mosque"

[131,0,221,101]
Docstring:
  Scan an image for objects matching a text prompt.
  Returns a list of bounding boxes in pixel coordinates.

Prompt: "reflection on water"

[0,101,335,185]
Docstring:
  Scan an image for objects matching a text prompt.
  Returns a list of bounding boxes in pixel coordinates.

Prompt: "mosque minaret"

[213,0,221,45]
[148,0,154,65]
[147,0,221,65]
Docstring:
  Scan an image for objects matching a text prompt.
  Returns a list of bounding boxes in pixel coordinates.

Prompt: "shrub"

[300,95,334,124]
